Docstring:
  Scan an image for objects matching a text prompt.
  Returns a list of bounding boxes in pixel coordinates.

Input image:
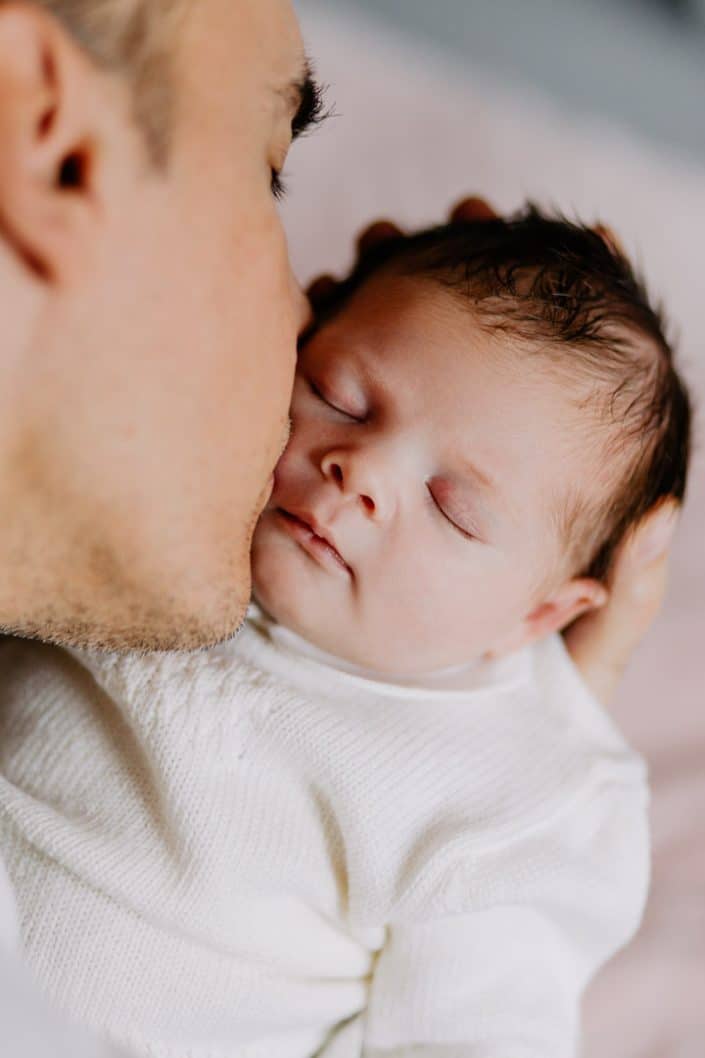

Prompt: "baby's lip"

[277,507,352,575]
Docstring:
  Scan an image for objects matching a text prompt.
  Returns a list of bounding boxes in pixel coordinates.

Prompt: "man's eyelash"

[427,487,476,541]
[292,68,332,140]
[271,168,287,200]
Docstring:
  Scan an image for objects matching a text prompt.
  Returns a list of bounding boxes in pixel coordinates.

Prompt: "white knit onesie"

[0,607,649,1058]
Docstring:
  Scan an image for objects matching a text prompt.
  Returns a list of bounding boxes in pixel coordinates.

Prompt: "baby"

[0,207,692,1058]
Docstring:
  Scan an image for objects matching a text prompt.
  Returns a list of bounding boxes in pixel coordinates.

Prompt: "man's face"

[0,0,319,649]
[252,274,602,675]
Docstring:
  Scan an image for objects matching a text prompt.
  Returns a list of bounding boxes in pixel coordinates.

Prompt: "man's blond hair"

[33,0,187,162]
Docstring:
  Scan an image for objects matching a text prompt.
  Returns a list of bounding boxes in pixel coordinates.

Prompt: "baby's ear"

[523,577,609,641]
[487,578,608,658]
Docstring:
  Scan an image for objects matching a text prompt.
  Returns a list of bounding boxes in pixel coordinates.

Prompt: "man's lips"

[275,508,352,576]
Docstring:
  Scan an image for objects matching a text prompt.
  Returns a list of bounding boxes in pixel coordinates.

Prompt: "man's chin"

[0,577,251,655]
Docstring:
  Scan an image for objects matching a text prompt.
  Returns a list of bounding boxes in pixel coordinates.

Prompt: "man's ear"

[487,577,609,658]
[0,4,109,285]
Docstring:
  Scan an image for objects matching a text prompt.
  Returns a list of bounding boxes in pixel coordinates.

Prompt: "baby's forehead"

[323,271,622,438]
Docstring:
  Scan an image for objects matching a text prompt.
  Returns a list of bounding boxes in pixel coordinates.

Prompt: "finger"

[564,500,679,704]
[449,196,499,224]
[306,274,339,311]
[564,552,670,705]
[593,223,626,258]
[357,220,404,257]
[611,498,680,589]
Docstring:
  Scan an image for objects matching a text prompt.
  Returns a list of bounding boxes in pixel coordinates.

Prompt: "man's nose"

[321,447,394,523]
[291,271,312,337]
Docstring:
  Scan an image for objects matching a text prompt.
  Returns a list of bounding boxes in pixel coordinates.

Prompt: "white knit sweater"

[0,608,650,1058]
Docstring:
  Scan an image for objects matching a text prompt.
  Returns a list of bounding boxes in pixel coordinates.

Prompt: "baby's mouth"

[276,508,352,577]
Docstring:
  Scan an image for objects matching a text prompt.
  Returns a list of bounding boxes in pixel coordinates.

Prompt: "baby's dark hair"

[324,205,692,582]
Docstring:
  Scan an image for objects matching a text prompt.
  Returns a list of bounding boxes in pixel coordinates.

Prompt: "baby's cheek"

[270,438,299,493]
[272,406,320,485]
[369,559,456,664]
[376,552,514,666]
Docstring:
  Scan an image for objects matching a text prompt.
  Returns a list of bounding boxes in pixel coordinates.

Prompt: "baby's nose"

[322,452,391,522]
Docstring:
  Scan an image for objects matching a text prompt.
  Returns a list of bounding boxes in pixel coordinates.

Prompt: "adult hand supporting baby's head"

[306,199,677,707]
[563,500,678,705]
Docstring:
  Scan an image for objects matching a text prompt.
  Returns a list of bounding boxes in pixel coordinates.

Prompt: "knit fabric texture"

[0,611,650,1058]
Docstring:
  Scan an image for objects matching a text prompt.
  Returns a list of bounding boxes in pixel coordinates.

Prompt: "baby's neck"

[248,596,514,694]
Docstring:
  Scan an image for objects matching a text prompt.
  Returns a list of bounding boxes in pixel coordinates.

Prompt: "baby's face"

[252,274,601,674]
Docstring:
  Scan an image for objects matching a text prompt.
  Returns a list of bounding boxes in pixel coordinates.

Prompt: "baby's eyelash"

[309,380,363,421]
[427,487,476,542]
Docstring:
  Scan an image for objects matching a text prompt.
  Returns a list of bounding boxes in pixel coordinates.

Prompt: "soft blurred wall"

[320,0,705,162]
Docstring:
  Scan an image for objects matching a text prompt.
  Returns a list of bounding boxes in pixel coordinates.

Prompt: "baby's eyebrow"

[458,455,496,496]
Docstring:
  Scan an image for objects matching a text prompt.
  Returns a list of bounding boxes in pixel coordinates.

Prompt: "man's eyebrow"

[284,60,330,141]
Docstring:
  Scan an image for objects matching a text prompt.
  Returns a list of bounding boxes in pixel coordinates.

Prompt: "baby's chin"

[249,516,333,647]
[250,574,336,659]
